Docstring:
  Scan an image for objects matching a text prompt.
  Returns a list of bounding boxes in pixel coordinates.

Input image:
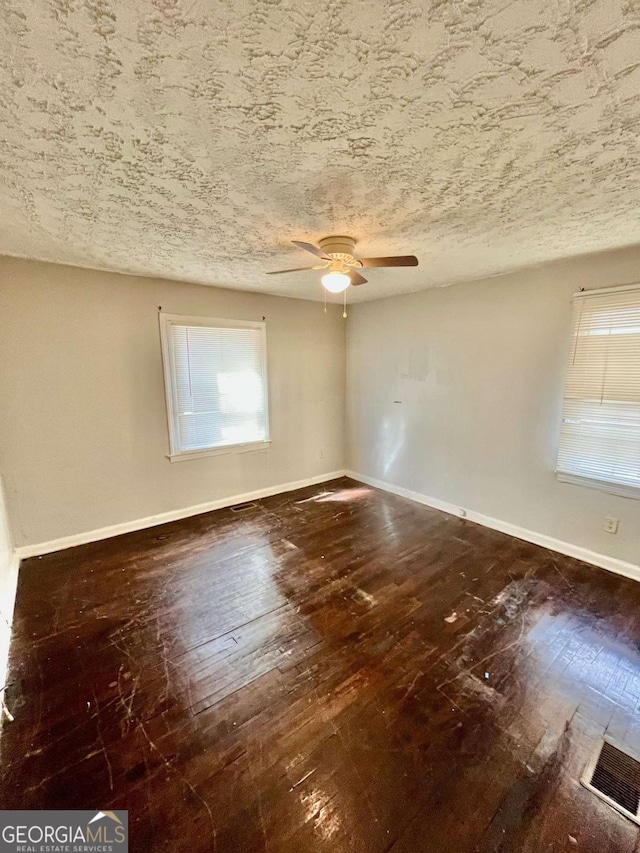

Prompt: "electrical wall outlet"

[604,517,619,534]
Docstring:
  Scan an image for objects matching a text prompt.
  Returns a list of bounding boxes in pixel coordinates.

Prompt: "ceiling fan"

[267,236,418,293]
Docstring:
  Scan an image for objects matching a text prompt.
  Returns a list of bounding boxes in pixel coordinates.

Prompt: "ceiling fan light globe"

[321,271,350,293]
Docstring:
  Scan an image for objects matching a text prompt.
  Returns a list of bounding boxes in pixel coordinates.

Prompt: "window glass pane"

[168,321,267,453]
[557,289,640,492]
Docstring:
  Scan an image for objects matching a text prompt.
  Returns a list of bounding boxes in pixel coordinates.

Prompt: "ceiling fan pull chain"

[324,287,327,314]
[343,289,347,319]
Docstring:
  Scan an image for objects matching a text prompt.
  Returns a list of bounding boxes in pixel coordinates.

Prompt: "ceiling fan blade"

[349,269,368,286]
[292,240,332,260]
[266,266,321,275]
[357,255,418,268]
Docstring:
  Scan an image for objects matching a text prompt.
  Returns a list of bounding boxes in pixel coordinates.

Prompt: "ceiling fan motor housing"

[318,236,357,264]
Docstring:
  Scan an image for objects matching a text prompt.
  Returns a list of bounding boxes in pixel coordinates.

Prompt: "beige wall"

[346,246,640,567]
[0,258,346,548]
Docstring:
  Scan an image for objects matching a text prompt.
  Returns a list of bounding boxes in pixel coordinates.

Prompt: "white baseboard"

[16,470,347,559]
[346,470,640,584]
[1,552,20,632]
[0,550,21,717]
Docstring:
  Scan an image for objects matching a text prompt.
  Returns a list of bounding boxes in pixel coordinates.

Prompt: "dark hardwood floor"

[2,477,640,851]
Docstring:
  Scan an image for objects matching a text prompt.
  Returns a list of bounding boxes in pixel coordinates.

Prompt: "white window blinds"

[161,316,269,458]
[557,286,640,497]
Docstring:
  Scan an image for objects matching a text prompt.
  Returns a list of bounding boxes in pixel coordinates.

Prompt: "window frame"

[159,313,271,463]
[556,283,640,500]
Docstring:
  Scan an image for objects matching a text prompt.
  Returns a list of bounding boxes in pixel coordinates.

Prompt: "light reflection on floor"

[298,487,372,504]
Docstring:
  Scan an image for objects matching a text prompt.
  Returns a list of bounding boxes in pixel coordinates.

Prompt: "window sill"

[168,440,271,463]
[557,471,640,500]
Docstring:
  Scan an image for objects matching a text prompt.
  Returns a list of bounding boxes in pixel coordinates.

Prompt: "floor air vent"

[229,501,259,513]
[582,738,640,824]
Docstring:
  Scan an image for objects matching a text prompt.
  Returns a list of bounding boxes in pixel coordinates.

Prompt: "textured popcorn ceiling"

[1,0,640,303]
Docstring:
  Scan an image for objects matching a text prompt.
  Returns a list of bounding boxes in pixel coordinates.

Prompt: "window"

[160,314,269,461]
[557,285,640,498]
